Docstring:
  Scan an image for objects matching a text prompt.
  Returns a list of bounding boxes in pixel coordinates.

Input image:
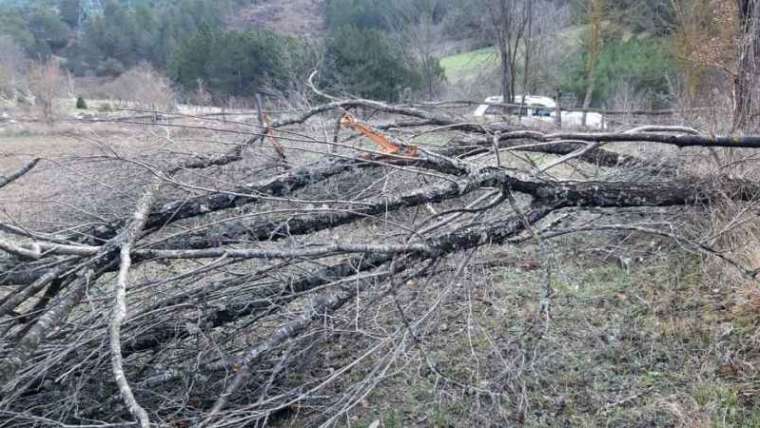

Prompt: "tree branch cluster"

[0,95,757,426]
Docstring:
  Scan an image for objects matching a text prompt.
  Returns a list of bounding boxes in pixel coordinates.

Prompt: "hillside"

[227,0,326,36]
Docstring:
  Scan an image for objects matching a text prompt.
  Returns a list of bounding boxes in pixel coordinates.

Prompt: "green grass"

[439,25,587,83]
[440,47,498,82]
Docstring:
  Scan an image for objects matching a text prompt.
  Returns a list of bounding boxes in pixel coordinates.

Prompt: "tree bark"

[582,0,604,127]
[734,0,760,131]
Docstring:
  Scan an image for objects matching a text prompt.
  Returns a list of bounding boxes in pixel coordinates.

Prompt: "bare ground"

[228,0,326,36]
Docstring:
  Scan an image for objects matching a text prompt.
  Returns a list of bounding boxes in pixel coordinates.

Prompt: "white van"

[473,95,606,129]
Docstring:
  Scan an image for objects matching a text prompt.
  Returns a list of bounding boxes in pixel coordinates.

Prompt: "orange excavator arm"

[262,113,287,161]
[339,113,417,157]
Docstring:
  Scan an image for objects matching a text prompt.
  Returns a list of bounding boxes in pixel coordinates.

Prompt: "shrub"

[104,64,175,111]
[76,96,87,109]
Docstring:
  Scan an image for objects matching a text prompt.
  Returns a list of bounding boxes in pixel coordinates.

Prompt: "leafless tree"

[408,5,445,100]
[104,64,176,112]
[582,0,605,124]
[519,1,572,95]
[734,0,760,130]
[485,0,530,104]
[520,0,533,108]
[27,59,65,123]
[386,0,448,100]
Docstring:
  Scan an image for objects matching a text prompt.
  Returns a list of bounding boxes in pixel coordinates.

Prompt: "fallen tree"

[1,94,759,426]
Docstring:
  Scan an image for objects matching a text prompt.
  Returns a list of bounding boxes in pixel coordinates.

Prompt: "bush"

[76,96,87,109]
[104,64,175,111]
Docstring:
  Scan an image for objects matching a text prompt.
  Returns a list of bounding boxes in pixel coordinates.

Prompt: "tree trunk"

[582,0,604,127]
[520,0,533,118]
[499,44,513,107]
[734,0,760,131]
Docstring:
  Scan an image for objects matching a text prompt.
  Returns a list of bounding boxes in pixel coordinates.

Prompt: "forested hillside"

[0,0,690,108]
[0,0,749,125]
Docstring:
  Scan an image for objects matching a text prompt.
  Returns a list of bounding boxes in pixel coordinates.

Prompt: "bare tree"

[519,0,533,111]
[734,0,760,130]
[409,4,445,100]
[104,64,176,112]
[28,59,65,123]
[519,1,572,95]
[387,0,447,100]
[582,0,605,125]
[485,0,530,104]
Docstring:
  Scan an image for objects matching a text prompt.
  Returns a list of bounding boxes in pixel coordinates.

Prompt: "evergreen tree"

[170,28,290,97]
[561,38,675,107]
[321,25,423,101]
[0,6,36,52]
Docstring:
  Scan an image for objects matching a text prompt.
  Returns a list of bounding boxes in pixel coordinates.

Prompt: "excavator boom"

[340,113,418,157]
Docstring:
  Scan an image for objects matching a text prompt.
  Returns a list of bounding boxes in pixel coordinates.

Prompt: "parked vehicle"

[472,95,606,129]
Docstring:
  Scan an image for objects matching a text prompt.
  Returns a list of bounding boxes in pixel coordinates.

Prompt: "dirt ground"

[0,120,247,230]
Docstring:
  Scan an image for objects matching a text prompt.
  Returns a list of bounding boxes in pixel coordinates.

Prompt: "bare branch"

[0,159,40,190]
[110,178,162,428]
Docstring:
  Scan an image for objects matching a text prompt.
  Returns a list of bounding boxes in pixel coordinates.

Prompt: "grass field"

[440,47,498,82]
[439,25,586,84]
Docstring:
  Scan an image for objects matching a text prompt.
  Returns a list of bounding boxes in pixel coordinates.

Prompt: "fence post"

[555,89,562,128]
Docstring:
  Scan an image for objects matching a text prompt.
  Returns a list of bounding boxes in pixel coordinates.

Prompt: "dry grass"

[294,240,760,427]
[0,120,244,229]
